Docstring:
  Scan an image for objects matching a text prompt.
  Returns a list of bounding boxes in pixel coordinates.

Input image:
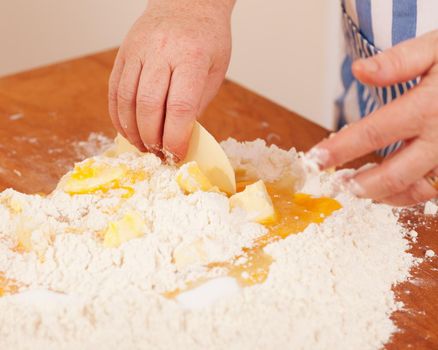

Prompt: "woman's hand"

[109,0,235,161]
[309,30,438,206]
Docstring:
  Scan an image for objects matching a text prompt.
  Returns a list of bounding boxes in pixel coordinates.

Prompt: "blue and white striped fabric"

[337,0,438,156]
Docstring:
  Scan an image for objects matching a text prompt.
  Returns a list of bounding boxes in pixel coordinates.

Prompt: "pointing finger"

[108,52,126,137]
[117,59,147,151]
[311,87,427,169]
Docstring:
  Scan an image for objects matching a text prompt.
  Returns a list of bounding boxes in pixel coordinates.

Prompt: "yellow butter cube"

[9,197,23,213]
[103,211,146,248]
[173,239,208,270]
[229,180,276,224]
[16,227,32,253]
[176,161,216,194]
[104,134,144,157]
[0,194,23,214]
[15,221,53,261]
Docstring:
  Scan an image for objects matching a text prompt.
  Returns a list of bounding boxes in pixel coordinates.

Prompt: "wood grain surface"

[0,49,436,349]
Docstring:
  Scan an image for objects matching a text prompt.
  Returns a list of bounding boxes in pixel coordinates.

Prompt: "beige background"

[0,1,341,129]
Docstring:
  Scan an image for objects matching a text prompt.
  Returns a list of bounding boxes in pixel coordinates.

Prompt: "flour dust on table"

[0,137,422,350]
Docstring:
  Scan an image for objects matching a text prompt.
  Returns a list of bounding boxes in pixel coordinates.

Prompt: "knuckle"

[117,86,136,104]
[108,68,121,87]
[137,94,163,111]
[177,43,210,66]
[108,76,117,91]
[380,172,409,194]
[421,141,438,162]
[187,46,208,60]
[190,54,211,69]
[108,88,118,102]
[409,88,430,113]
[429,30,438,51]
[385,49,406,73]
[361,122,386,150]
[167,99,197,116]
[148,30,167,45]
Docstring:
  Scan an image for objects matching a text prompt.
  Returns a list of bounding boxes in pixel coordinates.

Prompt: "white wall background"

[0,1,341,129]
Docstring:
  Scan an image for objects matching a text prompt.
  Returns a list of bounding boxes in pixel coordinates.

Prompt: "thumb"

[352,31,438,87]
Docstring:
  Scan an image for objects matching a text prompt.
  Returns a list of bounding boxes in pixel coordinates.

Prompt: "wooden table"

[0,49,436,349]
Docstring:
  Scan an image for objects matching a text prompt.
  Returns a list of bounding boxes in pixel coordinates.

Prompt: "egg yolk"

[167,180,342,298]
[223,183,342,286]
[4,162,342,299]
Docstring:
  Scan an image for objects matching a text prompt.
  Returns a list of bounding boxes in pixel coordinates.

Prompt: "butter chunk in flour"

[0,138,417,350]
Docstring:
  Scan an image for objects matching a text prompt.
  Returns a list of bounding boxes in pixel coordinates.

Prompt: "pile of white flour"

[0,138,417,350]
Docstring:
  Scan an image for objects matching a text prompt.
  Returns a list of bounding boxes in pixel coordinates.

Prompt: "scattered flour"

[424,200,438,215]
[13,136,38,145]
[408,230,418,243]
[0,138,418,350]
[73,132,113,160]
[425,250,435,258]
[8,113,24,121]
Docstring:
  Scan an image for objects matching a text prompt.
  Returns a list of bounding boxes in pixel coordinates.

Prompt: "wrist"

[147,0,236,17]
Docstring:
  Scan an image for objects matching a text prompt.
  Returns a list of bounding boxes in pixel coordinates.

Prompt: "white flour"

[73,132,113,160]
[0,138,421,350]
[424,200,438,215]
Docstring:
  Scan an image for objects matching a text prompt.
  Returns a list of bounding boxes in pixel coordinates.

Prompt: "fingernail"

[355,58,379,73]
[304,147,330,171]
[346,178,366,197]
[355,163,377,175]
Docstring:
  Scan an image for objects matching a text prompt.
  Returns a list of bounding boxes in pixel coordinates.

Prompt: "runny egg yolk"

[211,181,342,287]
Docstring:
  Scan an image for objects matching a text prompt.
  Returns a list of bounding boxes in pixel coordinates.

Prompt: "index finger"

[309,86,427,169]
[108,51,126,137]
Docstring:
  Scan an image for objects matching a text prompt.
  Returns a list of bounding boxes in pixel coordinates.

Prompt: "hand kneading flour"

[0,138,420,350]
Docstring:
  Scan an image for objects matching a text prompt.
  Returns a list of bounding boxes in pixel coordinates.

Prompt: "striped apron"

[337,0,438,156]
